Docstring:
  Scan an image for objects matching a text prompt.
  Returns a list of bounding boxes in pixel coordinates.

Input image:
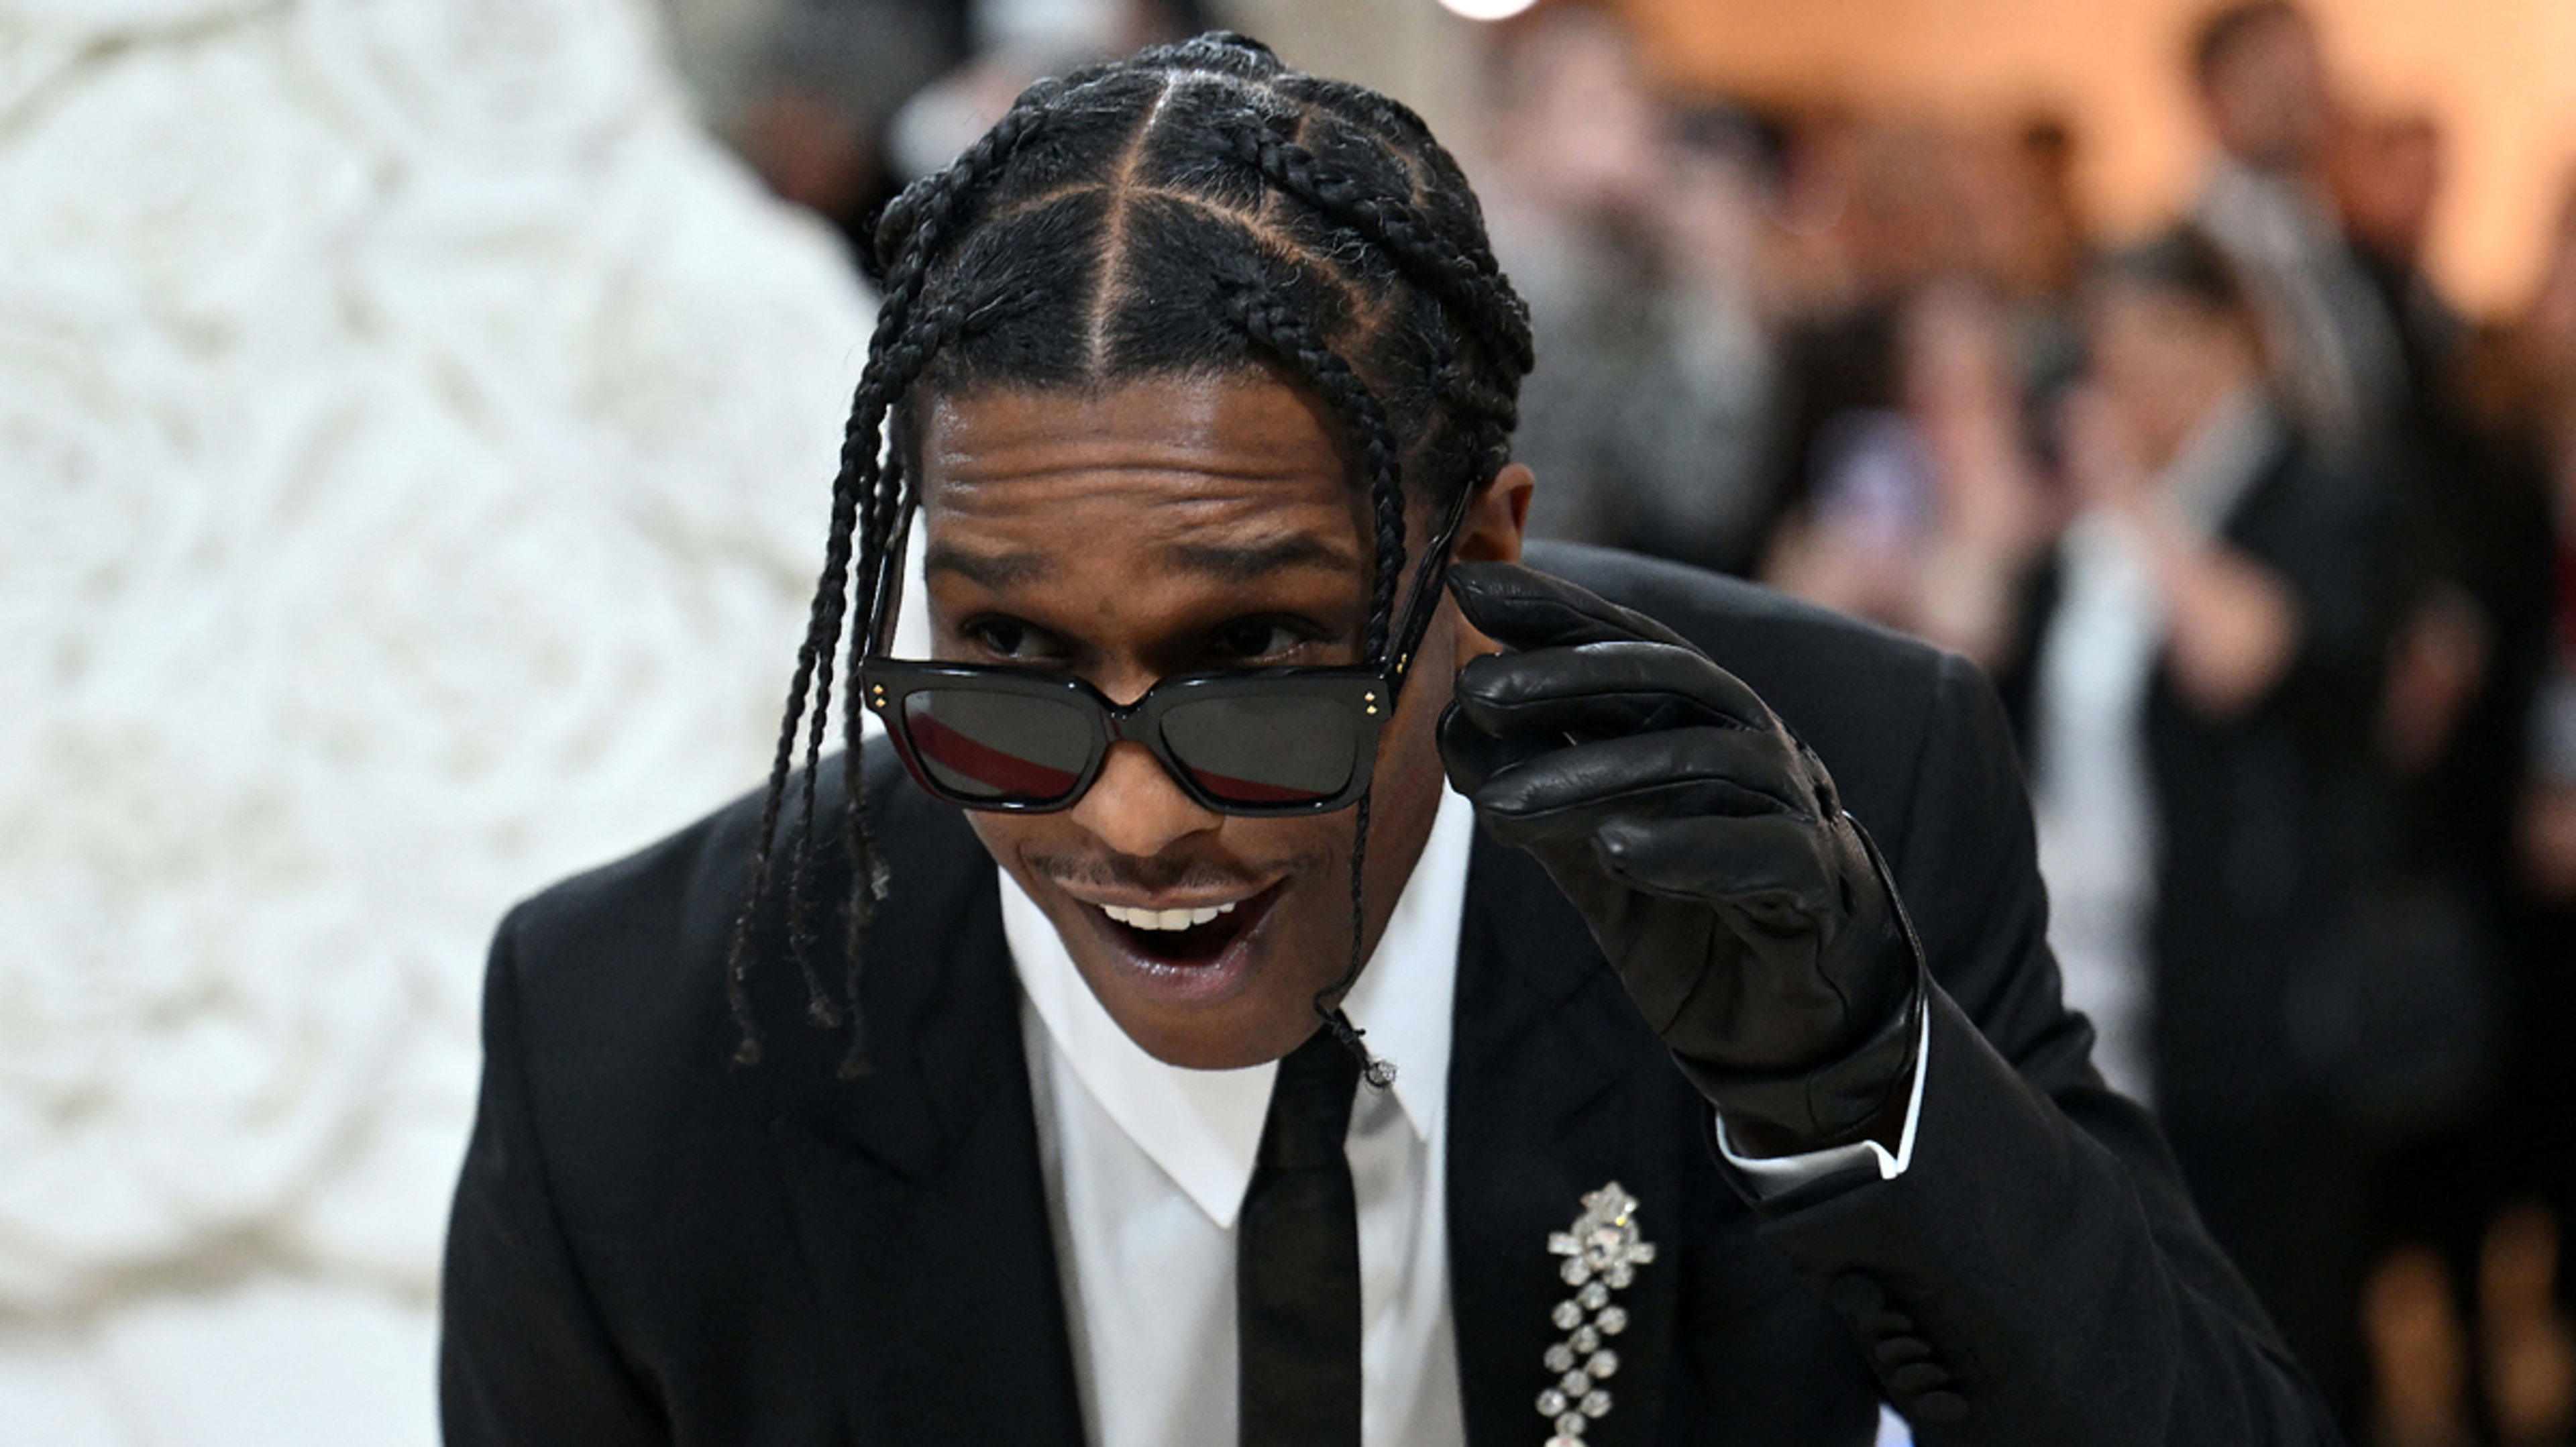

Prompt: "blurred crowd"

[683,3,2576,1444]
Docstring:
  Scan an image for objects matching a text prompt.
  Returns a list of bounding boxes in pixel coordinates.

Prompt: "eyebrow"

[1160,535,1360,582]
[923,542,1054,588]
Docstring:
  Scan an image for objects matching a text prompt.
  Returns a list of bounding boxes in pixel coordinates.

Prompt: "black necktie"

[1237,1028,1364,1447]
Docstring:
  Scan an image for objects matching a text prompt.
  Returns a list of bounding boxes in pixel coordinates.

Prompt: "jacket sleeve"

[440,906,667,1446]
[1741,651,2341,1446]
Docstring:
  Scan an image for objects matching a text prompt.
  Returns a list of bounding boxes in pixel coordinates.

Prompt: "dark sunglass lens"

[1160,694,1361,806]
[902,689,1095,803]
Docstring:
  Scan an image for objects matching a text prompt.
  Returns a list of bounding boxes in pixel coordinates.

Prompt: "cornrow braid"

[1214,265,1409,1079]
[729,32,1536,1077]
[1223,125,1534,378]
[1271,74,1528,337]
[1216,266,1407,656]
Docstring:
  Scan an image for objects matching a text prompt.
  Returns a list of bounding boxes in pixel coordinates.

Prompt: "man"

[441,36,2335,1446]
[2004,229,2399,1424]
[2186,0,2404,454]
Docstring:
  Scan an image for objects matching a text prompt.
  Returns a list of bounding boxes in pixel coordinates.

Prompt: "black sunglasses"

[861,482,1477,816]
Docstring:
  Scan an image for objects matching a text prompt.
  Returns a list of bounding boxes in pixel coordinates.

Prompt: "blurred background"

[7,0,2576,1442]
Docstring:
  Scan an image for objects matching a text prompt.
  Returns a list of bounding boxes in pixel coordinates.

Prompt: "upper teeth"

[1101,901,1240,931]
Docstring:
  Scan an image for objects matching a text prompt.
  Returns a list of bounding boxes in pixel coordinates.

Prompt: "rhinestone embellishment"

[1534,1181,1654,1444]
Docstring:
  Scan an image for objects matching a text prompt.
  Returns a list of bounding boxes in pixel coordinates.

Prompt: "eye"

[1210,619,1314,663]
[961,617,1066,663]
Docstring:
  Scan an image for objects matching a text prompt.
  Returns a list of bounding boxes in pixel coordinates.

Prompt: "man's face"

[2333,117,2443,262]
[912,373,1529,1071]
[2204,13,2330,172]
[2086,286,2259,470]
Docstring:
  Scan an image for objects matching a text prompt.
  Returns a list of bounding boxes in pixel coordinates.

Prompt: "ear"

[1454,462,1535,565]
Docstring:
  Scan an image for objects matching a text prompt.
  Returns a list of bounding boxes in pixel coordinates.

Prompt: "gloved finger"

[1590,814,1840,921]
[1465,729,1813,844]
[1445,560,1701,652]
[1451,640,1774,740]
[1436,700,1556,797]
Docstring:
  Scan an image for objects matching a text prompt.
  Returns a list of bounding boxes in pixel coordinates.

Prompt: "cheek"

[1378,610,1463,783]
[1377,684,1450,813]
[963,810,1053,887]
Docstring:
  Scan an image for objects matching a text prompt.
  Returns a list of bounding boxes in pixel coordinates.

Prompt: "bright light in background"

[1438,0,1541,19]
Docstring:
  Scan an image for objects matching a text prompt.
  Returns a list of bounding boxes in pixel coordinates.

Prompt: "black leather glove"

[1438,561,1925,1150]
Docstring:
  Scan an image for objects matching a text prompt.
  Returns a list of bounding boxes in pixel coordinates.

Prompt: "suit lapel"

[762,773,1089,1447]
[1446,827,1693,1447]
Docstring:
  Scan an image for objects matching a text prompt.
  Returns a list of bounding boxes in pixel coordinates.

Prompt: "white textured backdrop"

[0,0,873,1438]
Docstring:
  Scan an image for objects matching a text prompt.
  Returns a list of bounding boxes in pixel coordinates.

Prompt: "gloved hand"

[1438,561,1924,1150]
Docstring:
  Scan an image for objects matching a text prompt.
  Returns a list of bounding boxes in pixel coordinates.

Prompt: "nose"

[1069,738,1224,859]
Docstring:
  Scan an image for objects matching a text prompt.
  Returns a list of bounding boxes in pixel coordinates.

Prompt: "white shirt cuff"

[1713,1002,1931,1195]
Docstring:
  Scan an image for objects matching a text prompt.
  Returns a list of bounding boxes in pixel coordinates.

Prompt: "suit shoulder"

[1521,543,1960,793]
[1523,541,1951,694]
[493,747,930,1056]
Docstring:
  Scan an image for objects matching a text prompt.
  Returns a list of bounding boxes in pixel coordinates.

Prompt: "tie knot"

[1257,1030,1362,1171]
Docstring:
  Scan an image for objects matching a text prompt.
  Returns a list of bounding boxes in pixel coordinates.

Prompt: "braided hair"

[726,33,1535,1079]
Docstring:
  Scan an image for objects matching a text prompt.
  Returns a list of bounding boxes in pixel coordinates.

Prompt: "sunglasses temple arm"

[1387,480,1482,674]
[864,505,916,658]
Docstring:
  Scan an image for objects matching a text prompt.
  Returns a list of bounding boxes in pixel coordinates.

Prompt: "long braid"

[785,307,953,1046]
[812,296,985,1078]
[1219,271,1407,655]
[729,99,1056,1067]
[1219,270,1407,1079]
[1330,789,1389,1087]
[810,95,1075,1070]
[722,554,833,1065]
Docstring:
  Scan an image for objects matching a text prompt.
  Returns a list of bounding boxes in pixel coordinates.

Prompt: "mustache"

[1024,848,1328,895]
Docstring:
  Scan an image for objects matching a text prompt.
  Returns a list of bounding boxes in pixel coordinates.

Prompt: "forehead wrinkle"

[931,455,1340,493]
[1159,533,1360,584]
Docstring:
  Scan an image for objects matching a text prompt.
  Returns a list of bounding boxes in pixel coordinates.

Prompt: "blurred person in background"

[2186,0,2405,456]
[2406,174,2576,1447]
[1766,118,1994,541]
[716,0,973,248]
[1585,101,1788,578]
[2510,182,2576,1025]
[1982,116,2097,419]
[1996,229,2398,1426]
[1762,277,2060,676]
[1982,117,2094,321]
[2333,107,2565,1447]
[2334,111,2470,416]
[1479,4,1783,576]
[1756,114,2086,670]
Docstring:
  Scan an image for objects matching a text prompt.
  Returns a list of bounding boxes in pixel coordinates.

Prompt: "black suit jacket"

[441,543,2337,1446]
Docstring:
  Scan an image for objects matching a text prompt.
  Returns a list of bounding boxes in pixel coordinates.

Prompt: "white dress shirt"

[1005,782,1926,1446]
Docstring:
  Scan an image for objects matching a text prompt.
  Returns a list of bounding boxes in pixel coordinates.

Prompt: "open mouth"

[1092,880,1284,967]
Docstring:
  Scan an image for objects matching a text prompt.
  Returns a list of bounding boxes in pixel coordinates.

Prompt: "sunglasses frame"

[859,471,1481,816]
[861,661,1391,815]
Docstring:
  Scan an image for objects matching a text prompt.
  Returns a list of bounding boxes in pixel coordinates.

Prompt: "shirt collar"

[1000,782,1476,1228]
